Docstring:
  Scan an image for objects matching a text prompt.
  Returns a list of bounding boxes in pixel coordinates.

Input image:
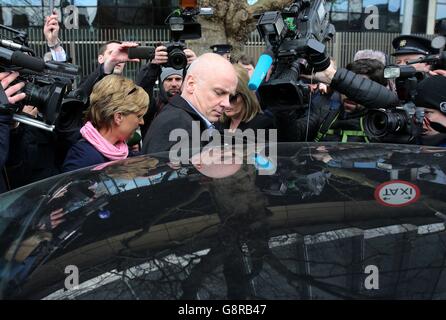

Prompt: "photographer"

[135,45,197,137]
[0,71,26,193]
[301,59,400,114]
[257,57,399,142]
[74,41,140,103]
[295,58,393,142]
[249,0,400,143]
[414,75,446,147]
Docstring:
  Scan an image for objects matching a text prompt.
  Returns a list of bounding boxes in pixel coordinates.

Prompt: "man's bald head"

[182,53,238,123]
[186,53,236,82]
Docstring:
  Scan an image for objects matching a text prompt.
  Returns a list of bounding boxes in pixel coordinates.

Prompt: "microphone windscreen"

[11,51,45,72]
[248,50,274,91]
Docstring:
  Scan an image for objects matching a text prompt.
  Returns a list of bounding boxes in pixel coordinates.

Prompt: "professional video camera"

[127,0,212,69]
[363,65,425,144]
[248,0,335,111]
[0,25,79,131]
[163,0,212,70]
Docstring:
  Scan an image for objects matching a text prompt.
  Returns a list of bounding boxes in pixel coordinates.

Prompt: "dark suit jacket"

[135,63,171,138]
[141,95,210,155]
[77,64,108,102]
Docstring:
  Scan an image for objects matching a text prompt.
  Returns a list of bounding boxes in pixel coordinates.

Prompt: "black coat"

[295,92,368,142]
[135,63,167,138]
[76,64,108,103]
[141,95,210,155]
[0,114,11,193]
[6,121,61,190]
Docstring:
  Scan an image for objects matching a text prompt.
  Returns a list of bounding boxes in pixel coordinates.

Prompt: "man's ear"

[98,55,104,64]
[184,74,196,94]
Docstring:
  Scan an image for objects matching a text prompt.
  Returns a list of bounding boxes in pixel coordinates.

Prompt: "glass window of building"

[328,0,403,32]
[0,0,435,33]
[438,0,446,19]
[0,0,179,28]
[436,0,446,34]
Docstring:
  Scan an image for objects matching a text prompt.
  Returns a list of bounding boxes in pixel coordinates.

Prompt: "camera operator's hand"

[151,45,168,65]
[308,83,329,94]
[184,48,197,66]
[318,83,329,94]
[103,42,140,74]
[44,11,60,47]
[22,105,38,118]
[429,69,446,77]
[306,60,337,84]
[0,72,26,104]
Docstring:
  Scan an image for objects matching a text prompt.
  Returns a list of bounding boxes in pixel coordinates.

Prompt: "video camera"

[0,25,79,132]
[163,0,212,70]
[248,0,335,111]
[363,65,425,144]
[127,0,212,70]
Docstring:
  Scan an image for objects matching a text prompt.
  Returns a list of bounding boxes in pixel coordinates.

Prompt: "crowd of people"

[1,12,446,194]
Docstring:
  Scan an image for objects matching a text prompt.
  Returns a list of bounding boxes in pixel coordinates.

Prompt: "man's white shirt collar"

[183,97,215,129]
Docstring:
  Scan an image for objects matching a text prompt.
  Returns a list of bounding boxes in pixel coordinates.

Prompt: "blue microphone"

[248,49,273,91]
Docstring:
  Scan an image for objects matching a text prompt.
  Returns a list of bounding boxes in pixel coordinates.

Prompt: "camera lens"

[168,48,187,70]
[365,109,409,138]
[23,82,52,111]
[21,80,66,124]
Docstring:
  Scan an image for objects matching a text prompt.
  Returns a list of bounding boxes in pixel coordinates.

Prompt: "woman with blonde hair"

[63,75,149,172]
[219,64,274,132]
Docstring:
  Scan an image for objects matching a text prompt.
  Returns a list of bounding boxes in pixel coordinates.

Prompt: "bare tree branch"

[190,0,294,56]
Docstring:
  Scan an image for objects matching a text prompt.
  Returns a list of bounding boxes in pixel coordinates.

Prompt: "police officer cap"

[392,35,437,56]
[210,44,233,55]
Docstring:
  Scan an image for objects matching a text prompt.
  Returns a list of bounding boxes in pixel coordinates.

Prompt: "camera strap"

[315,110,340,142]
[315,112,370,143]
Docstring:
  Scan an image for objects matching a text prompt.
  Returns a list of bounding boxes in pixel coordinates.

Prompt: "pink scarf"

[80,121,129,161]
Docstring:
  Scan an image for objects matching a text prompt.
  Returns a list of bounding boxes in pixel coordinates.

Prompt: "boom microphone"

[0,47,45,72]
